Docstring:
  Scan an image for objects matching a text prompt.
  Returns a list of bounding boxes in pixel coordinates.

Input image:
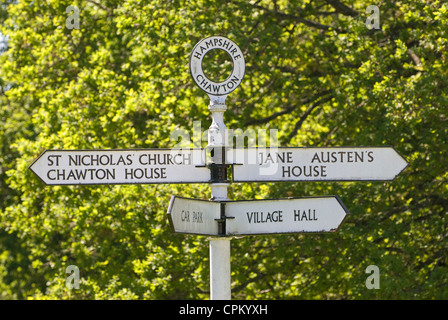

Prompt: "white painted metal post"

[208,98,232,300]
[209,182,231,300]
[209,236,231,300]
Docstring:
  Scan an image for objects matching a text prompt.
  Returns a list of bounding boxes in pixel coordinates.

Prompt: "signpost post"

[29,35,408,301]
[190,36,246,300]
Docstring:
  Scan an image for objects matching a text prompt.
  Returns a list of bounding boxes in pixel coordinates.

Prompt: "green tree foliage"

[0,0,447,299]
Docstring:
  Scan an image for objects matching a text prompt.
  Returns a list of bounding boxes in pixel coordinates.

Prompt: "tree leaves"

[0,0,446,299]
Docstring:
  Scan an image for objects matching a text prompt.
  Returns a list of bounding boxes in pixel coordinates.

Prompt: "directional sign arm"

[167,196,222,236]
[225,196,349,236]
[29,149,210,185]
[230,147,408,182]
[167,196,349,236]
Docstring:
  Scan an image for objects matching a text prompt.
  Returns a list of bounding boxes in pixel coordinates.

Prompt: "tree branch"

[244,90,331,126]
[287,94,332,141]
[86,0,114,16]
[245,104,296,126]
[407,48,422,67]
[324,0,359,17]
[231,0,338,31]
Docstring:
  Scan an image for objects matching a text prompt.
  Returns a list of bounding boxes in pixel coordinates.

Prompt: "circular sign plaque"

[190,36,245,96]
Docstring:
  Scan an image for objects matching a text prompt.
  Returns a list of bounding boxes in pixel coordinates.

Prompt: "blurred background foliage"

[0,0,446,299]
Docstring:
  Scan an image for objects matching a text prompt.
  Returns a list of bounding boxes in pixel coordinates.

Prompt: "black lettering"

[48,155,61,166]
[197,74,208,88]
[277,152,285,163]
[322,152,331,163]
[286,152,293,163]
[172,154,182,165]
[294,210,299,221]
[81,155,90,166]
[67,170,76,180]
[181,210,189,222]
[147,153,157,165]
[220,83,227,92]
[292,166,302,176]
[57,169,66,180]
[99,155,110,165]
[311,152,320,163]
[96,169,106,179]
[75,169,87,180]
[139,154,147,165]
[182,153,191,165]
[192,211,203,223]
[91,155,99,166]
[301,211,308,221]
[355,151,364,162]
[282,165,326,177]
[48,169,56,180]
[321,166,327,177]
[303,166,313,177]
[331,152,338,162]
[282,166,291,177]
[116,155,126,165]
[68,155,78,166]
[193,51,201,59]
[87,169,95,179]
[347,152,354,162]
[125,168,133,179]
[222,40,230,49]
[135,168,144,179]
[166,154,174,165]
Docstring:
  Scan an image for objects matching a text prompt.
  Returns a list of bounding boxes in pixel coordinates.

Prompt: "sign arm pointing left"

[29,149,210,185]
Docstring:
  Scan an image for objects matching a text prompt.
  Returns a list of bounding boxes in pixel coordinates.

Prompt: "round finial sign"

[190,36,245,96]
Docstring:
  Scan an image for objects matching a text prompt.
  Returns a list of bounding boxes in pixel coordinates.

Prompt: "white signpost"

[29,36,408,301]
[229,147,408,182]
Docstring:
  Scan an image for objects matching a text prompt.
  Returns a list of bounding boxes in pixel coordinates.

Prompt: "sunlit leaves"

[0,0,447,299]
